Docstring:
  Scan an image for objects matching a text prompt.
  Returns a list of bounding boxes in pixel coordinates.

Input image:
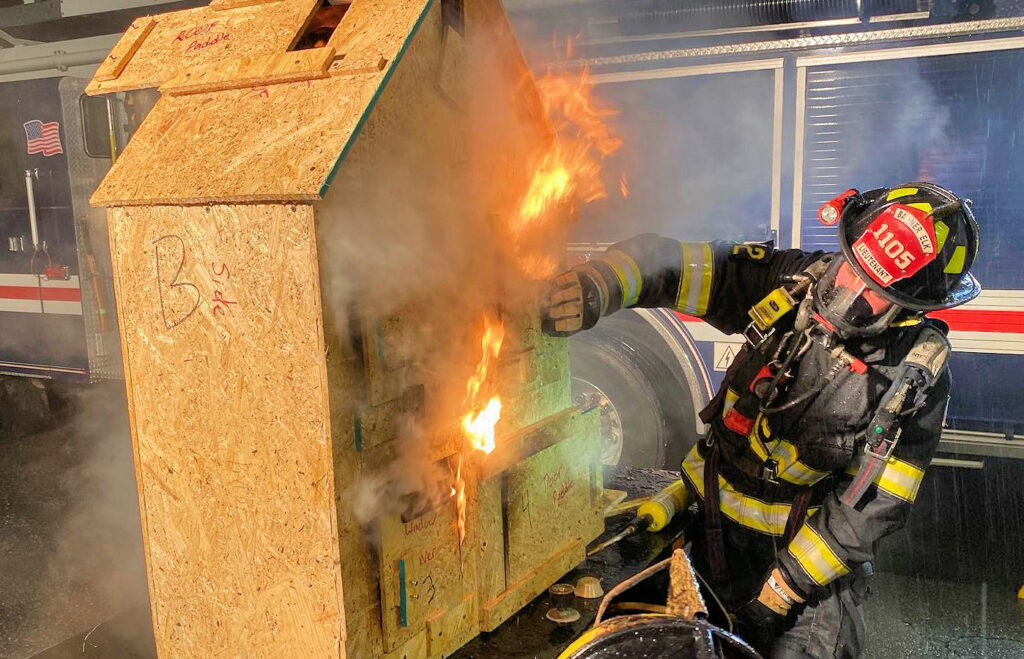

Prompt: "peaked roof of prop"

[87,0,440,206]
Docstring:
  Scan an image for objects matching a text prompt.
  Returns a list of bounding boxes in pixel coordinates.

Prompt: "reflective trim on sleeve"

[676,242,714,316]
[601,249,643,307]
[682,446,819,537]
[787,517,851,586]
[749,416,830,487]
[845,454,926,503]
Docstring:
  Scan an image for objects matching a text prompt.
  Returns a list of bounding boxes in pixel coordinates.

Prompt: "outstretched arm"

[542,234,819,337]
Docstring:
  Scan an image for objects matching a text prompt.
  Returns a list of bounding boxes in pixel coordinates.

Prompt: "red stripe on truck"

[673,310,1024,334]
[0,285,82,302]
[928,309,1024,333]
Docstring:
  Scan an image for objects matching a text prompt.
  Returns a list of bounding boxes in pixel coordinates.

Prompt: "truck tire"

[569,310,698,469]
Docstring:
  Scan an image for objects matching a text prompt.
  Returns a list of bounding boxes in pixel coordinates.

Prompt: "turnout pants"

[689,506,869,658]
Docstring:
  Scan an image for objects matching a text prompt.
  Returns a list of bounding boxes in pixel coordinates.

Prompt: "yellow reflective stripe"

[890,317,923,328]
[845,455,926,502]
[944,245,967,274]
[722,388,739,416]
[877,457,925,502]
[934,221,950,253]
[602,249,643,307]
[748,416,829,486]
[697,243,713,315]
[681,447,819,536]
[677,242,693,311]
[887,187,918,200]
[787,518,850,586]
[907,202,933,213]
[676,242,714,316]
[770,440,829,486]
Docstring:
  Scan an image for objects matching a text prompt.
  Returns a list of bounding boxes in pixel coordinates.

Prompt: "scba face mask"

[813,256,901,338]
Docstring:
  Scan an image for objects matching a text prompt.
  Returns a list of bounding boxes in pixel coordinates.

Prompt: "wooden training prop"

[88,1,604,657]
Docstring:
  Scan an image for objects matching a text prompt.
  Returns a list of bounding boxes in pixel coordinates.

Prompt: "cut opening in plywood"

[293,0,353,50]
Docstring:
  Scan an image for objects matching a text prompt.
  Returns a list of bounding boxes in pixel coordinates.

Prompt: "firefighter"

[542,182,980,658]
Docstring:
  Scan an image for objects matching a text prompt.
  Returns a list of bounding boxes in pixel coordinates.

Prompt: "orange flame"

[506,68,623,278]
[464,314,505,409]
[620,173,629,199]
[462,396,502,455]
[461,312,505,454]
[456,314,505,545]
[454,455,467,545]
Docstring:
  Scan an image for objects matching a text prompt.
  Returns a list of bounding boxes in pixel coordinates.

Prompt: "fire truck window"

[79,94,111,159]
[124,89,160,136]
[292,0,351,50]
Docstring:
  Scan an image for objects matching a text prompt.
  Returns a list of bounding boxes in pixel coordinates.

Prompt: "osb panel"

[504,414,601,583]
[479,541,583,632]
[378,498,471,653]
[327,0,424,60]
[108,203,344,657]
[91,71,383,206]
[211,0,285,9]
[90,0,433,206]
[161,46,336,96]
[92,16,156,83]
[85,0,320,94]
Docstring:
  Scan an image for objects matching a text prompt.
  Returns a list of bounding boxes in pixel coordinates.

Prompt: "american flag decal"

[24,120,63,157]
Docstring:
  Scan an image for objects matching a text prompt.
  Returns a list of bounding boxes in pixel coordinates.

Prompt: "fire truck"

[1,1,1022,469]
[502,0,1024,470]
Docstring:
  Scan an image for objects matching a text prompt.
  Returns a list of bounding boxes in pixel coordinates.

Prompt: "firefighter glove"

[542,269,604,337]
[736,596,785,656]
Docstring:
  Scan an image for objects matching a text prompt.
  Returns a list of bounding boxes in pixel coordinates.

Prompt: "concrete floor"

[0,383,150,659]
[0,384,1021,658]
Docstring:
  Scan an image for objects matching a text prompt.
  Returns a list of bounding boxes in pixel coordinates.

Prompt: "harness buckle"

[865,433,899,461]
[743,321,775,349]
[761,458,780,485]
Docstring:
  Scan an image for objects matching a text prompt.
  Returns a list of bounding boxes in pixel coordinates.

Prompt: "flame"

[464,314,505,407]
[462,396,502,455]
[454,454,467,545]
[462,313,504,455]
[506,68,623,278]
[451,68,622,544]
[620,173,629,199]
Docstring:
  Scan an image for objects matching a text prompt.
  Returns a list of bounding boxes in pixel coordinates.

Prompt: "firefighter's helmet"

[811,182,980,337]
[833,182,980,310]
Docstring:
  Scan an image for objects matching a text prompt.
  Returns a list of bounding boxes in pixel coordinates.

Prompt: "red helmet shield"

[851,204,938,286]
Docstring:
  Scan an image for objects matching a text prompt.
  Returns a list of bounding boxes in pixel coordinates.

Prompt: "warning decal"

[713,342,743,372]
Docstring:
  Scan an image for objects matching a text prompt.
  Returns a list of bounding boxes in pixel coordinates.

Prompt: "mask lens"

[817,258,896,331]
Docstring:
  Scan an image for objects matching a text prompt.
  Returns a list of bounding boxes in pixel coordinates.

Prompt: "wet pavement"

[0,384,150,659]
[1,393,1022,658]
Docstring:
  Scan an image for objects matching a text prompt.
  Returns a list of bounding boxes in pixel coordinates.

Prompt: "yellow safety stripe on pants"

[676,242,714,316]
[681,446,819,537]
[845,454,926,503]
[748,416,830,487]
[787,516,851,586]
[601,249,643,307]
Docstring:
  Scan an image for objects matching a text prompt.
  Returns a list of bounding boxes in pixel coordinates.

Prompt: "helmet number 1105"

[869,223,916,271]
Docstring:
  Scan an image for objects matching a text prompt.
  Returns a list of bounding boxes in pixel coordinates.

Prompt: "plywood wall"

[107,203,345,657]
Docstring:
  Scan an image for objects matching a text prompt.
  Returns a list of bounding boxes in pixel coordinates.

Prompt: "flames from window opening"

[454,63,623,543]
